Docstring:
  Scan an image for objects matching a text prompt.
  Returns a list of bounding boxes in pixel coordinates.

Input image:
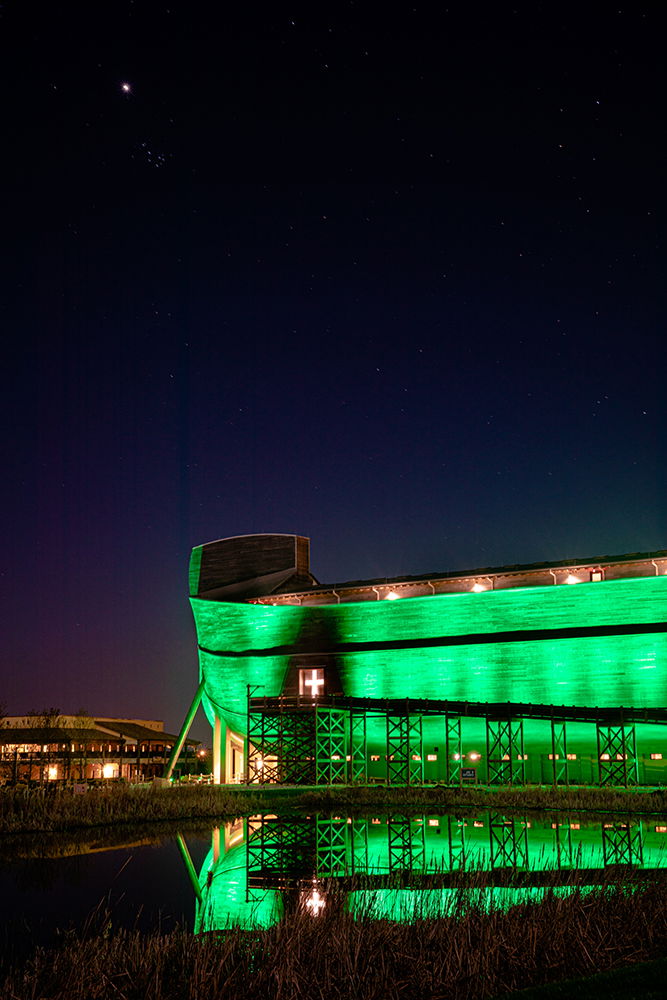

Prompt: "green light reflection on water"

[194,814,667,933]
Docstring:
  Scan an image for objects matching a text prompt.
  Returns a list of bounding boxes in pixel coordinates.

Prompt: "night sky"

[1,3,665,741]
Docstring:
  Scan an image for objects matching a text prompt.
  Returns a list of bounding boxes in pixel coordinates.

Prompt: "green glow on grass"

[346,885,600,920]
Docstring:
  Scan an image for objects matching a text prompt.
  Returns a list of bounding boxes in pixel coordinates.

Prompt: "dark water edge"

[0,827,212,975]
[2,808,666,987]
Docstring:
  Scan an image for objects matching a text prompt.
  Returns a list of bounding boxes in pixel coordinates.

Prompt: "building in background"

[0,714,200,784]
[173,534,667,788]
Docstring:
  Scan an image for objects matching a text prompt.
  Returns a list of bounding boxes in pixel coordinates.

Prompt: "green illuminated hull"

[191,576,667,738]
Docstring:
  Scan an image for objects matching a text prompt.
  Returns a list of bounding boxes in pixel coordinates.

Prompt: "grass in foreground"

[3,878,666,1000]
[498,955,667,1000]
[0,782,666,836]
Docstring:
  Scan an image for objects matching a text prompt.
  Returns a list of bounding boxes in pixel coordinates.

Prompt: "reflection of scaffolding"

[597,724,638,787]
[246,815,315,887]
[316,816,348,876]
[447,815,466,870]
[552,822,574,869]
[316,709,347,784]
[386,712,423,785]
[489,813,529,870]
[486,718,525,785]
[602,822,644,867]
[351,818,369,871]
[388,815,425,872]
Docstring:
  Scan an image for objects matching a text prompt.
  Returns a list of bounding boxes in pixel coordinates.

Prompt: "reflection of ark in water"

[172,533,667,787]
[181,813,667,933]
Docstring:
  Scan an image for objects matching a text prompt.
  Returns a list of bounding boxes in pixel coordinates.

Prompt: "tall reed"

[3,871,666,999]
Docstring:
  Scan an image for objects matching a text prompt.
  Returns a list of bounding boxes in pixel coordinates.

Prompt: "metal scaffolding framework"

[445,714,462,785]
[243,693,662,787]
[550,720,569,786]
[349,709,368,783]
[386,711,423,785]
[596,724,638,787]
[486,718,525,785]
[315,708,348,784]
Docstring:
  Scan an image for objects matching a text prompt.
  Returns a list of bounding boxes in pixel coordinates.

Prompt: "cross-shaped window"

[299,668,325,698]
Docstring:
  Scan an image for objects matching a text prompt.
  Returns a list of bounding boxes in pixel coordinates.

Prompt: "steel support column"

[445,714,462,785]
[486,717,525,785]
[315,708,348,784]
[596,724,638,787]
[550,719,569,786]
[212,714,223,785]
[350,709,368,783]
[386,706,423,785]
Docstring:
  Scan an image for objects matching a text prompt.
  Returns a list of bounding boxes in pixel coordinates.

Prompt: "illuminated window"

[370,754,380,762]
[428,819,439,827]
[650,753,663,760]
[590,570,603,582]
[411,754,421,761]
[427,754,437,761]
[567,753,577,760]
[549,754,560,760]
[473,820,484,828]
[600,753,610,760]
[299,668,324,698]
[656,826,667,834]
[570,823,580,830]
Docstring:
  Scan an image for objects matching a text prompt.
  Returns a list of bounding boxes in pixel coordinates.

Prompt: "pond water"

[1,811,666,963]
